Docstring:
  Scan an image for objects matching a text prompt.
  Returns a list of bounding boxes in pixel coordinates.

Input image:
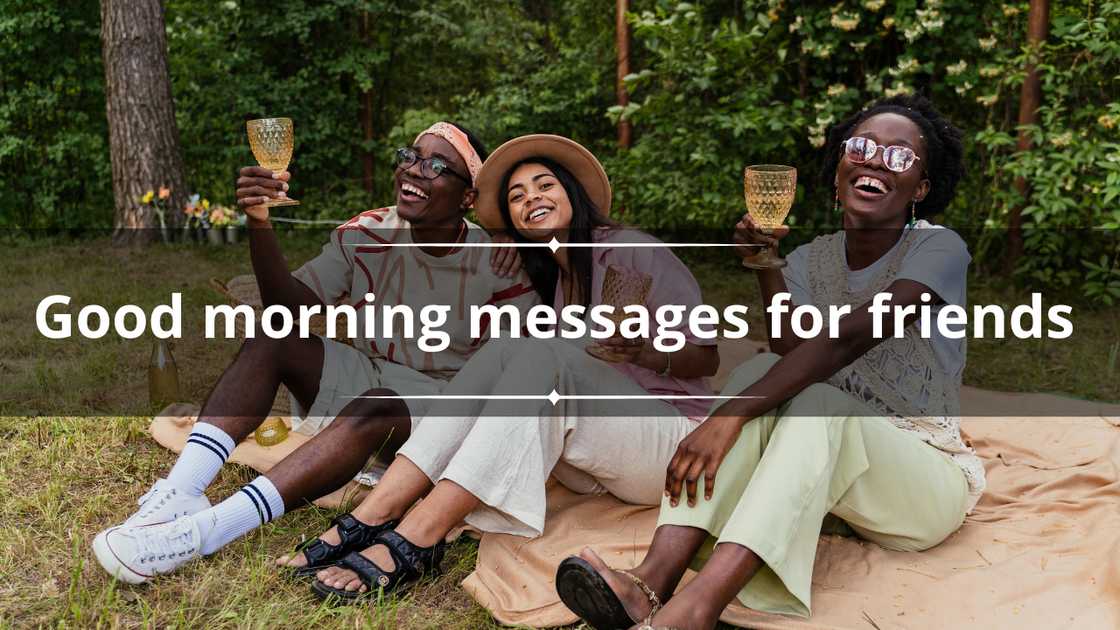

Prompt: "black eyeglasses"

[394,147,471,184]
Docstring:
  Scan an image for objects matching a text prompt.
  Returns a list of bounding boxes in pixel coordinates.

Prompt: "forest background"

[2,0,1119,303]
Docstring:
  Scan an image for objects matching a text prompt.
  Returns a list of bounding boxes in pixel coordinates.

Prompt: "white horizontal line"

[344,394,763,400]
[344,242,753,248]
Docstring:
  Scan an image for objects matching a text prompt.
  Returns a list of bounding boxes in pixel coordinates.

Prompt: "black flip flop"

[556,556,661,630]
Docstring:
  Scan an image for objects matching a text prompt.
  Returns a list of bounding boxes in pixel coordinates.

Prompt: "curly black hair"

[819,95,965,219]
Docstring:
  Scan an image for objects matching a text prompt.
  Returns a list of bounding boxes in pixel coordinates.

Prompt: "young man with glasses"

[93,122,539,584]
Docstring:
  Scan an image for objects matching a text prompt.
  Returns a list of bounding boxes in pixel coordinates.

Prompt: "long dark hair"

[497,157,616,306]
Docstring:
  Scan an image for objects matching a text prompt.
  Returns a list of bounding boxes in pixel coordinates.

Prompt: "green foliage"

[0,1,110,228]
[0,0,1117,303]
[972,1,1120,293]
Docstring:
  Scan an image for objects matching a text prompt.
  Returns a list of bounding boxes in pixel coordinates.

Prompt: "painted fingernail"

[278,191,287,198]
[282,182,289,191]
[272,171,281,179]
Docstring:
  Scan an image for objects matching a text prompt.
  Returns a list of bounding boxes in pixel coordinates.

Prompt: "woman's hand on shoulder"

[665,409,747,507]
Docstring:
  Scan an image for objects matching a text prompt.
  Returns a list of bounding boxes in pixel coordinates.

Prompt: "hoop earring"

[909,200,917,227]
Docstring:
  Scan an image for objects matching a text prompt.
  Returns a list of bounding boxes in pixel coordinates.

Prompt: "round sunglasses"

[841,136,922,173]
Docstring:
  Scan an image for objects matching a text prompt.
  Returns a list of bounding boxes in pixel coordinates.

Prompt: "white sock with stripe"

[194,476,286,555]
[166,422,236,496]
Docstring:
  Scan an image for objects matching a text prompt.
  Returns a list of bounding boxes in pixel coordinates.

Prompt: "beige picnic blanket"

[150,340,1120,629]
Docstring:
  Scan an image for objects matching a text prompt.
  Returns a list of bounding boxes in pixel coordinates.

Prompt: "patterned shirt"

[294,206,539,377]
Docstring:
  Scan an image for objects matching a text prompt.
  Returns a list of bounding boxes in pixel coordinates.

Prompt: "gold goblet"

[246,117,300,208]
[741,164,796,269]
[586,264,653,363]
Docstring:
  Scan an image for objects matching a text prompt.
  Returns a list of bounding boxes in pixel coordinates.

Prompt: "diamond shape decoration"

[547,390,560,405]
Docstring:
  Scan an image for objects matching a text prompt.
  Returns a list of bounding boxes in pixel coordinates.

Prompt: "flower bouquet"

[207,205,236,246]
[182,195,210,243]
[139,186,173,243]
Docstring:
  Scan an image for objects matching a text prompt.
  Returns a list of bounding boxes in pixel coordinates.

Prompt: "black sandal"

[287,514,398,579]
[556,556,663,630]
[310,529,446,604]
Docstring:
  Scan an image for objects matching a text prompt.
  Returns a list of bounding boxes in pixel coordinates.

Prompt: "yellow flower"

[1098,114,1117,130]
[141,190,154,204]
[202,199,211,210]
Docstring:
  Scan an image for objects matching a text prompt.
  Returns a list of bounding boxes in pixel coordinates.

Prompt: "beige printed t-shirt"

[293,206,539,377]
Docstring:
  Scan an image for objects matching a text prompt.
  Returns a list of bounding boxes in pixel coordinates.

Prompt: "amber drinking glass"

[586,264,653,363]
[246,117,300,208]
[741,164,796,269]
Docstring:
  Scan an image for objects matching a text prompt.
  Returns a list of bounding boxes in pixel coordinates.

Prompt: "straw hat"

[474,134,611,231]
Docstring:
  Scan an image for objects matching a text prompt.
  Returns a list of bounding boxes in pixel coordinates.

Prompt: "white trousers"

[397,338,697,537]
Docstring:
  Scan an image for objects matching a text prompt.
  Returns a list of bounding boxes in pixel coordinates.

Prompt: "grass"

[0,235,1115,627]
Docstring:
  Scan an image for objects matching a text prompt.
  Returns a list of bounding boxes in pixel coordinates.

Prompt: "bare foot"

[578,547,659,623]
[314,543,396,593]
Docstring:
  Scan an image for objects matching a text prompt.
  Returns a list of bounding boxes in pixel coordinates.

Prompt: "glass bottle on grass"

[148,338,181,409]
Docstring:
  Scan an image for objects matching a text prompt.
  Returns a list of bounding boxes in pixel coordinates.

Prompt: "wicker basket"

[210,275,353,416]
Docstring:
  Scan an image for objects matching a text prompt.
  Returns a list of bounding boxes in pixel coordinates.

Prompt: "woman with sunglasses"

[556,95,985,630]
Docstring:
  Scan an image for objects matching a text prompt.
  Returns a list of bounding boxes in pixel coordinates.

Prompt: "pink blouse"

[552,228,716,419]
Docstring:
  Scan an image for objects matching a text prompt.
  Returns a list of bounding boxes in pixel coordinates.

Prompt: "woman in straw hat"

[293,134,720,603]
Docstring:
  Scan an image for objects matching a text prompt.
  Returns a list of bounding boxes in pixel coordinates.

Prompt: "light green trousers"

[658,353,969,617]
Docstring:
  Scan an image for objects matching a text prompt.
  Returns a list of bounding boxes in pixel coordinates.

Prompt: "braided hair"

[820,95,965,219]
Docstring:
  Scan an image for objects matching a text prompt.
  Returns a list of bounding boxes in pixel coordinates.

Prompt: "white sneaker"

[92,515,202,584]
[125,479,211,526]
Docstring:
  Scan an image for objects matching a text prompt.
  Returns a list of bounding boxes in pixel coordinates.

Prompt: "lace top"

[804,227,986,511]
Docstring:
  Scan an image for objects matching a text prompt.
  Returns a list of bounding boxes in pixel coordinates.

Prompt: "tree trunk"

[101,0,187,245]
[359,10,375,198]
[615,0,632,150]
[1007,0,1050,269]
